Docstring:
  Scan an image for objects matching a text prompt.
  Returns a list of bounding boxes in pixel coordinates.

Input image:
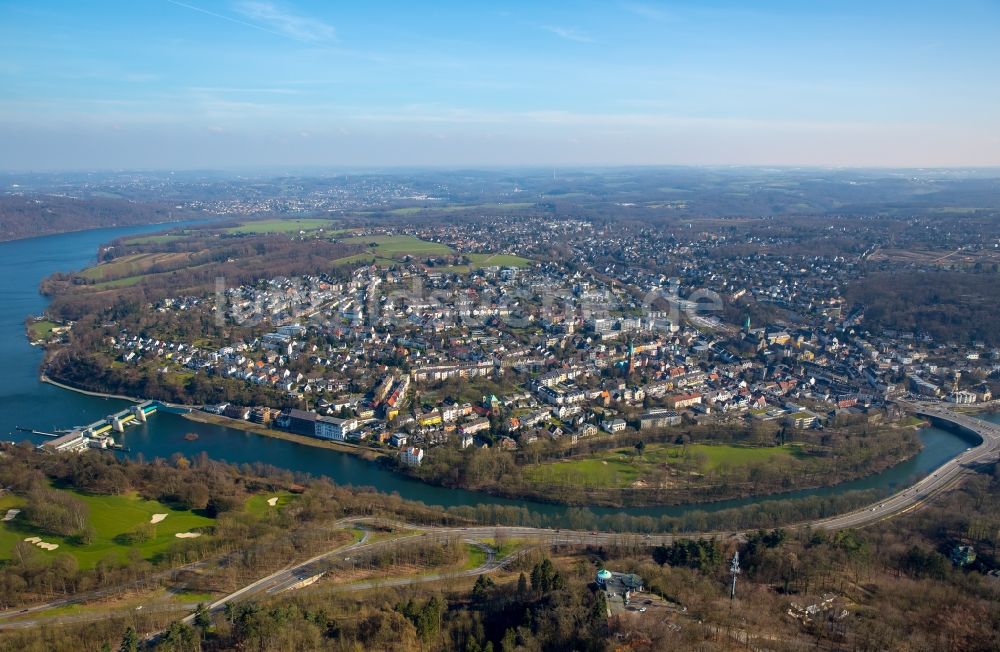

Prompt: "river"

[0,223,989,521]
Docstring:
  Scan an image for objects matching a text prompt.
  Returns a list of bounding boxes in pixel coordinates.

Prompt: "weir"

[41,400,159,452]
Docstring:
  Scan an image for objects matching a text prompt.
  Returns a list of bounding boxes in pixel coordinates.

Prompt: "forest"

[0,195,195,242]
[848,269,1000,346]
[4,461,1000,651]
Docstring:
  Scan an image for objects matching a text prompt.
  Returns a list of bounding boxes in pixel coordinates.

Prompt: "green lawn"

[0,489,214,568]
[28,319,61,341]
[91,274,146,289]
[333,235,453,267]
[388,202,534,215]
[523,443,797,489]
[244,491,296,516]
[123,233,188,245]
[331,253,399,267]
[464,544,488,570]
[343,234,453,257]
[225,218,344,235]
[168,590,220,604]
[76,252,190,281]
[465,253,532,268]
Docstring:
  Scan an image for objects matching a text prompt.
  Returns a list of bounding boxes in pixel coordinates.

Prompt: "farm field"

[522,442,799,489]
[432,253,534,273]
[0,488,214,568]
[333,234,453,265]
[122,233,189,245]
[224,218,346,234]
[387,202,534,215]
[76,252,191,281]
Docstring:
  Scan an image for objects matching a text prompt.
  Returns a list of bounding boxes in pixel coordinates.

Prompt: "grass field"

[332,236,531,274]
[91,274,146,289]
[123,233,188,245]
[523,443,798,488]
[244,491,296,516]
[466,253,532,268]
[28,319,61,340]
[224,218,343,234]
[388,202,534,215]
[464,544,488,570]
[434,253,535,273]
[77,252,190,281]
[333,235,453,266]
[0,489,214,568]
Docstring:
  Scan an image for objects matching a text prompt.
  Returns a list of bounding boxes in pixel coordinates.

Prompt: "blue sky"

[1,1,998,169]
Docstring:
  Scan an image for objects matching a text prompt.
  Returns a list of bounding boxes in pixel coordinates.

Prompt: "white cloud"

[232,1,335,42]
[542,25,593,43]
[621,2,670,21]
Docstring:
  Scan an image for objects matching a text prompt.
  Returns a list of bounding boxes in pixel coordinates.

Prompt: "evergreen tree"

[119,627,138,652]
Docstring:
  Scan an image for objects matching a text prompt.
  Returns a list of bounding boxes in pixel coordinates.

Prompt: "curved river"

[0,224,992,522]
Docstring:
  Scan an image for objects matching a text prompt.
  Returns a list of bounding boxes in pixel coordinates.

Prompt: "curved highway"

[2,402,996,634]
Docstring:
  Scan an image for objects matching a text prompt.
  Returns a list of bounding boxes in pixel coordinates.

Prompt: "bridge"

[807,400,1000,531]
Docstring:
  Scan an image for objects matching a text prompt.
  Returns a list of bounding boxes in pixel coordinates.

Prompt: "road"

[806,401,1000,531]
[2,403,995,633]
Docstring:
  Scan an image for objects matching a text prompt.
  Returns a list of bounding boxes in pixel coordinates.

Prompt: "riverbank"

[39,374,145,403]
[40,372,930,508]
[0,216,211,245]
[402,446,924,509]
[182,411,387,462]
[42,371,392,464]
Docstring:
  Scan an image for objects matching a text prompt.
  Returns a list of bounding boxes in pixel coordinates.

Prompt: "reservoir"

[0,224,986,521]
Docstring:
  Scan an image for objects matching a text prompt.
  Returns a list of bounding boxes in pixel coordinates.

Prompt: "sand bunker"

[23,536,58,550]
[150,513,168,524]
[2,509,20,522]
[267,497,279,506]
[175,532,202,539]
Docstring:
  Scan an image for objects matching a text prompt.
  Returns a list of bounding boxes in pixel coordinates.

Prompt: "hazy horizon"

[2,1,998,171]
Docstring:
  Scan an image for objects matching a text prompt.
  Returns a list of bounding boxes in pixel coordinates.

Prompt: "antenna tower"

[729,550,741,600]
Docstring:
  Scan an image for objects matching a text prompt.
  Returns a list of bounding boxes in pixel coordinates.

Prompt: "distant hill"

[0,194,187,241]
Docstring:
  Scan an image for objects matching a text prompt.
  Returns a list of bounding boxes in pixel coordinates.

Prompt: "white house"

[315,415,358,441]
[400,446,425,466]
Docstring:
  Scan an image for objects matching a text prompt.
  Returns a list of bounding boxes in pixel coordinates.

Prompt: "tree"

[517,572,528,597]
[161,620,200,652]
[119,627,138,652]
[634,440,646,458]
[194,602,212,629]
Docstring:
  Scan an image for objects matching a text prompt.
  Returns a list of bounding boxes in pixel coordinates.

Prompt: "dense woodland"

[848,270,1000,346]
[4,461,1000,650]
[0,195,193,242]
[41,234,361,321]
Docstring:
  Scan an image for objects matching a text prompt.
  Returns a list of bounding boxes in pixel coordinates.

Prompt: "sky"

[1,0,998,170]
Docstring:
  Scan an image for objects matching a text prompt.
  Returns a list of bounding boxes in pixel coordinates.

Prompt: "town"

[67,213,995,498]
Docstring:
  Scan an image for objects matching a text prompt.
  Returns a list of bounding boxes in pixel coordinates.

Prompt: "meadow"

[0,489,214,568]
[333,234,453,264]
[522,442,798,489]
[27,319,61,341]
[224,218,345,235]
[76,252,191,281]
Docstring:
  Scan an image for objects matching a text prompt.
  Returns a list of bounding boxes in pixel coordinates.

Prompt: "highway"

[807,401,1000,531]
[2,403,996,634]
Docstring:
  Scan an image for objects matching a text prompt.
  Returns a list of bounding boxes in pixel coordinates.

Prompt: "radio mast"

[729,550,741,600]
